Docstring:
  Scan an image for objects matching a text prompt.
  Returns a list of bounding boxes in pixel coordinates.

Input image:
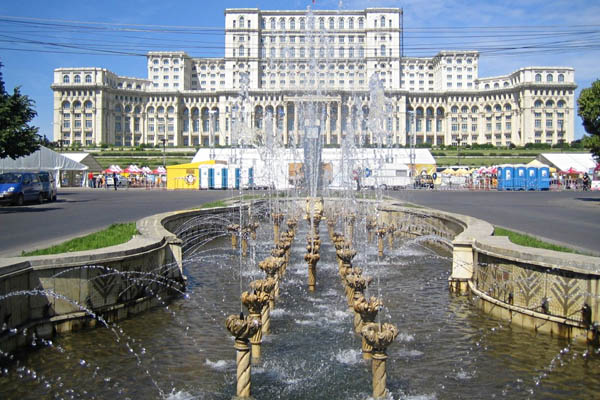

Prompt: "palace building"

[52,8,576,148]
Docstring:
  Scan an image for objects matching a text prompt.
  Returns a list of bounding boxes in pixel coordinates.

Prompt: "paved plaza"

[0,188,598,257]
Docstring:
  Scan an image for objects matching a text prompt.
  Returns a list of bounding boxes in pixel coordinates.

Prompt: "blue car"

[0,172,44,206]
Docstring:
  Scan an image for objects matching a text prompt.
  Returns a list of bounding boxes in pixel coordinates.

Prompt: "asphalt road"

[388,190,600,255]
[0,188,230,257]
[1,187,599,258]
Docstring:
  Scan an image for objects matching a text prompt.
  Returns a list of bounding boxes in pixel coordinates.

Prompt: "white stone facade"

[51,8,576,148]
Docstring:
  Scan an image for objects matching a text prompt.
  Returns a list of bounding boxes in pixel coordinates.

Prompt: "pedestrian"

[112,171,117,191]
[88,172,94,188]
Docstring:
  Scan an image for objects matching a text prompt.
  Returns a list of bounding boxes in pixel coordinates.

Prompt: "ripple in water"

[334,349,362,365]
[204,359,234,371]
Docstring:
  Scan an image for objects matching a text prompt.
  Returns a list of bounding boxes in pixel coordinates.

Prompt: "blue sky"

[1,0,599,141]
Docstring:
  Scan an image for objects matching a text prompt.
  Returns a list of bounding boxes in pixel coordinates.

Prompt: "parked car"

[38,171,57,202]
[0,172,44,205]
[414,174,434,189]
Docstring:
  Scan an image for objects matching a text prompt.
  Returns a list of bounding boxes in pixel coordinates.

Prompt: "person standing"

[112,171,118,191]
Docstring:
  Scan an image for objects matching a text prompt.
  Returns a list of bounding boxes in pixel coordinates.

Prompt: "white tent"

[538,153,597,174]
[0,146,88,187]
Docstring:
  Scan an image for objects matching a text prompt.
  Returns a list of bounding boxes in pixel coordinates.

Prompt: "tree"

[577,79,600,160]
[0,62,41,159]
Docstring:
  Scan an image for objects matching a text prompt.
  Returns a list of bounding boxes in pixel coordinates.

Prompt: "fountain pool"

[1,210,599,400]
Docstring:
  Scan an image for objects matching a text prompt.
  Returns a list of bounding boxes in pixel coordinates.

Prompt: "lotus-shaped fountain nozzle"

[337,248,357,263]
[226,314,261,340]
[361,322,399,352]
[241,291,270,315]
[354,295,383,323]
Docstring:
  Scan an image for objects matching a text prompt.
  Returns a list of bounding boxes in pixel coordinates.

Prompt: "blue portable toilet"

[537,166,550,190]
[514,165,527,190]
[526,166,538,190]
[248,167,254,187]
[497,165,514,190]
[222,168,228,189]
[208,168,215,189]
[235,168,241,189]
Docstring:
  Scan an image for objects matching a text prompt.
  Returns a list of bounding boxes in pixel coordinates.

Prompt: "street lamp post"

[160,138,166,167]
[456,136,462,166]
[209,110,216,160]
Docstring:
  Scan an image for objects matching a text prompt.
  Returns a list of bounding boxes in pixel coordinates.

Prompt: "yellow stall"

[166,160,223,190]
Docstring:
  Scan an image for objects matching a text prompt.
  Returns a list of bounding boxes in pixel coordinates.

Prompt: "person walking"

[112,171,118,191]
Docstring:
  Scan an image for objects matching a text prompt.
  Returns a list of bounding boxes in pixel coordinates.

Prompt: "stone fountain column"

[336,247,356,278]
[250,278,276,334]
[241,291,270,362]
[387,224,396,249]
[241,226,252,257]
[346,273,372,309]
[327,218,336,240]
[353,296,383,358]
[225,314,261,398]
[227,223,240,249]
[249,221,259,240]
[304,252,320,292]
[272,213,284,245]
[346,213,356,242]
[366,217,377,243]
[376,226,387,257]
[361,322,399,399]
[287,218,297,237]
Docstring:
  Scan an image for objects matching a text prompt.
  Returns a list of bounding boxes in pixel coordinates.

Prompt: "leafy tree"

[0,62,40,159]
[577,79,600,159]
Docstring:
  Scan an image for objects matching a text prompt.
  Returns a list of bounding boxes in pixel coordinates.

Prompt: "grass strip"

[493,227,579,254]
[22,223,138,256]
[200,200,228,209]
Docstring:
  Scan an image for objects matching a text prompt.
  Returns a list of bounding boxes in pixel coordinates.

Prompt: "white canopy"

[1,146,88,187]
[0,146,88,173]
[538,153,597,174]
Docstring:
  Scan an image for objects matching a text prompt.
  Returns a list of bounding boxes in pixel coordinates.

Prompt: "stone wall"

[379,200,600,343]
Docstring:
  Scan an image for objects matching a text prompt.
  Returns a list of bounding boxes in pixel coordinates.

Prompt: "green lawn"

[22,223,138,256]
[493,227,579,254]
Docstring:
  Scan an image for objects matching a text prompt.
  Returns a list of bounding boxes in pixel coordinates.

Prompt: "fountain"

[1,7,600,400]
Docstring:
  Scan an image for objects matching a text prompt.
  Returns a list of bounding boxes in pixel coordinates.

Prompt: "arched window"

[504,82,509,87]
[547,74,553,82]
[436,107,444,117]
[270,47,276,58]
[494,104,502,112]
[485,105,492,113]
[494,82,499,89]
[557,100,566,108]
[74,75,81,83]
[125,105,132,113]
[239,16,244,27]
[504,104,512,112]
[261,18,266,29]
[290,18,295,30]
[329,18,334,30]
[63,75,69,83]
[239,45,245,57]
[359,46,364,58]
[280,18,286,30]
[167,106,175,114]
[451,106,458,113]
[380,45,386,56]
[319,47,325,58]
[85,75,92,83]
[339,18,344,29]
[270,18,276,30]
[380,16,386,27]
[84,101,92,110]
[535,73,542,82]
[484,84,490,89]
[113,104,121,113]
[426,107,434,117]
[338,47,344,58]
[546,100,554,108]
[461,106,469,113]
[534,100,543,108]
[319,18,324,30]
[134,106,141,114]
[62,101,70,110]
[147,106,155,114]
[558,73,564,82]
[358,18,364,29]
[471,106,479,113]
[348,18,354,29]
[157,106,164,114]
[300,18,305,30]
